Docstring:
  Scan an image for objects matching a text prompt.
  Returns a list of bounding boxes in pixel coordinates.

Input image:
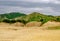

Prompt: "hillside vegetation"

[0,12,60,24]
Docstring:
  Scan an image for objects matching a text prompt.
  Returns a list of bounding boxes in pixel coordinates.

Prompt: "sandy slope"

[0,27,60,41]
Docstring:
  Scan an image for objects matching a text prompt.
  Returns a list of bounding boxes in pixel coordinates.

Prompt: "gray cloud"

[0,0,60,16]
[0,1,60,8]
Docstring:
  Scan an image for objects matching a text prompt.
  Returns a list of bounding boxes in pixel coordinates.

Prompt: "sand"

[0,27,60,41]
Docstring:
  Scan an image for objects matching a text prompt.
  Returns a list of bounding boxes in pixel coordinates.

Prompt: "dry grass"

[41,21,60,29]
[11,22,24,27]
[0,22,60,41]
[0,27,60,41]
[0,22,10,27]
[25,21,42,27]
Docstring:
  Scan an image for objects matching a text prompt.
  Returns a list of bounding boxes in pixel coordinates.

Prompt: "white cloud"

[0,0,60,4]
[53,1,60,4]
[20,0,60,4]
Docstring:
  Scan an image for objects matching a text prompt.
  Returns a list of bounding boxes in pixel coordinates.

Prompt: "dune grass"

[47,26,60,30]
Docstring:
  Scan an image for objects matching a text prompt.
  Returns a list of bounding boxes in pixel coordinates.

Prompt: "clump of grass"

[47,26,60,30]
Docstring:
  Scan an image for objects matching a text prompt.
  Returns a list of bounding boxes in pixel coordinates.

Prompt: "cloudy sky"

[0,0,60,15]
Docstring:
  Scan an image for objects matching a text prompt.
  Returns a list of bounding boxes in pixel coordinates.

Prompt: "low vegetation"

[47,26,60,30]
[0,12,60,24]
[0,12,60,29]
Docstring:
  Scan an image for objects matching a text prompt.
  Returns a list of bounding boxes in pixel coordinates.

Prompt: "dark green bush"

[10,20,16,23]
[2,19,11,23]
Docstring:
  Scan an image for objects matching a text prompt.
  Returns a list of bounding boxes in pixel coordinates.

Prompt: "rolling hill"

[0,12,26,19]
[0,12,60,24]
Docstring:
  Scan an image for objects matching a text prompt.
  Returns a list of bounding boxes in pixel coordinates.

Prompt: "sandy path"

[0,27,60,41]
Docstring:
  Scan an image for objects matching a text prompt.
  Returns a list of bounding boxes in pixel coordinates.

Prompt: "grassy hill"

[16,12,57,24]
[0,12,26,19]
[0,12,60,24]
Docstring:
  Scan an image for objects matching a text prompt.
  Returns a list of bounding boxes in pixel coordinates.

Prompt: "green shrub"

[10,20,16,23]
[2,19,11,23]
